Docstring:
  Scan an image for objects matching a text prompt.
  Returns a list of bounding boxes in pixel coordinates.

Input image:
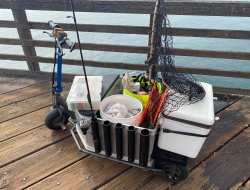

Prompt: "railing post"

[12,9,40,71]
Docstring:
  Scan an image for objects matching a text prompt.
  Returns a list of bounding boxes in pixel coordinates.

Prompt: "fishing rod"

[69,0,101,153]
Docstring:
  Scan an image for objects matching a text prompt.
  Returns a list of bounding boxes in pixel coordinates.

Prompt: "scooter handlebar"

[65,38,76,52]
[48,20,60,29]
[47,20,75,52]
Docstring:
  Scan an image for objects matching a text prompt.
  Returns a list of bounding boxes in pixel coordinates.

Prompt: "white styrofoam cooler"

[158,82,215,158]
[66,76,103,111]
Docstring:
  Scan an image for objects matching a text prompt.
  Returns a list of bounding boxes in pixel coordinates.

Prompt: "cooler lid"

[165,82,215,126]
[67,76,103,103]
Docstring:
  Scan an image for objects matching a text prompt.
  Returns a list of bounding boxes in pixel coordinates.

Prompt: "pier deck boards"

[0,70,249,190]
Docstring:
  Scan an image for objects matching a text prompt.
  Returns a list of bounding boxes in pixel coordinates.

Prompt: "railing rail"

[0,0,250,95]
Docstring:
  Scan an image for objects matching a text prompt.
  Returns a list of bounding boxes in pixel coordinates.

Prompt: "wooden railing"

[0,0,250,95]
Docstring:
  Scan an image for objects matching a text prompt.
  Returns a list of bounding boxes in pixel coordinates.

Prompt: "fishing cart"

[44,0,215,183]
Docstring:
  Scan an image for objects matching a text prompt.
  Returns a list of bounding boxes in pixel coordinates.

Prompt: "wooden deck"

[0,69,249,190]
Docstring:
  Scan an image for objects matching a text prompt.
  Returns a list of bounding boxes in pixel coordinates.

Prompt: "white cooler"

[66,76,103,111]
[158,82,215,158]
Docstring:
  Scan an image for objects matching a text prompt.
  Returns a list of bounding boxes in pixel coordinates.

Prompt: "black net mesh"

[153,0,206,115]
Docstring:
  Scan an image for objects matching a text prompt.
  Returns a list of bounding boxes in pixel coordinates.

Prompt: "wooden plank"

[175,67,250,79]
[98,167,157,190]
[0,87,69,123]
[0,20,16,28]
[30,56,148,70]
[0,81,50,107]
[166,1,250,17]
[0,92,52,123]
[0,125,70,168]
[3,22,250,40]
[26,156,129,190]
[0,68,75,82]
[100,97,250,189]
[23,39,148,54]
[172,48,250,60]
[0,54,26,61]
[0,107,50,142]
[0,38,21,45]
[2,46,250,63]
[0,75,70,122]
[171,127,250,190]
[3,38,250,60]
[1,0,250,16]
[0,137,87,190]
[0,77,44,94]
[2,45,250,62]
[171,28,250,40]
[142,177,171,190]
[0,0,154,14]
[12,9,40,71]
[29,22,150,35]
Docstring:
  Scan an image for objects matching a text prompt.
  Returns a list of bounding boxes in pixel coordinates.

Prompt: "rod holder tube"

[139,129,150,167]
[103,120,112,156]
[91,117,101,153]
[115,123,123,159]
[127,126,135,163]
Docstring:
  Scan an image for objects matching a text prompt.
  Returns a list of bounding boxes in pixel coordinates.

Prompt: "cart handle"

[70,126,82,151]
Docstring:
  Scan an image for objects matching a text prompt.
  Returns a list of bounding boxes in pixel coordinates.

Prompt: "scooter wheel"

[45,108,69,130]
[158,163,189,183]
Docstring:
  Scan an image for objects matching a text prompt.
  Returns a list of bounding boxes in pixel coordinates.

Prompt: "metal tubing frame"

[54,47,63,94]
[70,126,165,173]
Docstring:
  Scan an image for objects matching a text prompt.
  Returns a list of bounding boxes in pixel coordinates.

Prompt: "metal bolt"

[57,182,60,185]
[86,176,90,180]
[4,172,7,175]
[22,178,26,181]
[215,117,220,121]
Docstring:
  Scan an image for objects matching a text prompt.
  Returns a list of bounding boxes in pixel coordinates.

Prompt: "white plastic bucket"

[100,95,143,126]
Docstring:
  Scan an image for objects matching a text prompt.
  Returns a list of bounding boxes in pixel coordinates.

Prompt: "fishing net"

[151,0,206,115]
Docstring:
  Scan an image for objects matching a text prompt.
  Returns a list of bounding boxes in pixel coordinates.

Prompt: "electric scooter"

[44,21,76,130]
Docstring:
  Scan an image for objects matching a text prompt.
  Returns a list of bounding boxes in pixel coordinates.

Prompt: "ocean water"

[0,9,250,89]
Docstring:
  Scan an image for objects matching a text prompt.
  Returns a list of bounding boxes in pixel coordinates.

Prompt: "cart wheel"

[158,163,189,183]
[45,108,69,130]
